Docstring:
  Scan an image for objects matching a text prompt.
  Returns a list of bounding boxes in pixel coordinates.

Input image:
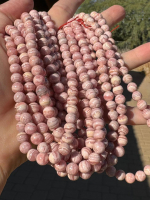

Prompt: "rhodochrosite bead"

[5,10,150,183]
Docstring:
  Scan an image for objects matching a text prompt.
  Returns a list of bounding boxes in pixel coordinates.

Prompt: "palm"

[0,0,149,191]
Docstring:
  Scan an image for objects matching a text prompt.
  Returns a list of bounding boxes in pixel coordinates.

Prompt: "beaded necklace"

[5,10,150,183]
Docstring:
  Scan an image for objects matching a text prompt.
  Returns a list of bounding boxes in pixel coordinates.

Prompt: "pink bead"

[103,91,114,101]
[25,122,37,135]
[115,170,126,181]
[81,147,92,159]
[26,92,37,103]
[86,128,94,137]
[111,75,121,86]
[14,36,25,45]
[36,152,49,165]
[26,40,37,49]
[24,82,35,92]
[27,149,39,161]
[117,135,128,146]
[57,171,67,177]
[125,173,135,184]
[127,82,137,93]
[135,171,146,182]
[107,154,118,166]
[107,131,118,142]
[53,82,65,93]
[118,125,129,135]
[58,143,71,156]
[137,100,147,110]
[115,94,126,104]
[66,163,79,175]
[93,118,105,129]
[132,91,142,101]
[47,117,59,131]
[54,160,67,172]
[15,102,28,113]
[106,166,116,177]
[101,82,112,92]
[16,122,25,132]
[99,34,108,43]
[22,62,32,72]
[109,66,119,76]
[108,110,118,121]
[29,56,41,66]
[39,95,53,108]
[113,85,123,95]
[7,48,18,56]
[14,91,26,102]
[31,65,44,75]
[30,132,44,145]
[33,112,44,125]
[8,55,19,65]
[37,142,50,153]
[43,133,54,143]
[62,133,74,144]
[70,151,82,164]
[19,141,32,154]
[23,72,33,82]
[113,146,125,157]
[123,74,133,84]
[29,102,40,113]
[93,129,106,140]
[85,137,95,149]
[142,109,150,119]
[10,63,21,73]
[91,108,103,118]
[49,151,62,164]
[144,165,150,175]
[17,132,28,143]
[20,112,32,124]
[106,101,116,110]
[79,160,91,173]
[118,115,128,125]
[88,152,101,165]
[15,112,21,121]
[93,141,105,154]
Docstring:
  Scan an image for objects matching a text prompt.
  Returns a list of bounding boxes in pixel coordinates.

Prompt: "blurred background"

[0,0,150,200]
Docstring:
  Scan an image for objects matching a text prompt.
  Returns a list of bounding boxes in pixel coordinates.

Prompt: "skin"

[0,0,149,194]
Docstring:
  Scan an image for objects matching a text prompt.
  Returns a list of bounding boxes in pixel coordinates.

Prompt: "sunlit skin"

[0,0,150,193]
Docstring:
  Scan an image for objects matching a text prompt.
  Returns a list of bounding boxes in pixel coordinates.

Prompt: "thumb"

[0,0,34,34]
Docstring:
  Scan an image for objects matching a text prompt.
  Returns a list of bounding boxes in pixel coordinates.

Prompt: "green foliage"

[77,0,150,50]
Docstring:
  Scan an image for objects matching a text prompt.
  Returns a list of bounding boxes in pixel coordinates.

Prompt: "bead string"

[4,10,150,183]
[111,25,119,33]
[58,16,91,30]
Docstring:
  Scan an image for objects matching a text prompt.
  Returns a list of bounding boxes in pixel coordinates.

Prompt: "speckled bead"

[125,173,135,184]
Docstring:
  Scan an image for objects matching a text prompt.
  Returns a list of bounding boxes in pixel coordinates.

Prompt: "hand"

[0,0,149,194]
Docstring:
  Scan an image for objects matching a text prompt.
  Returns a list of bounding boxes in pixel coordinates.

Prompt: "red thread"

[111,25,119,32]
[58,17,91,30]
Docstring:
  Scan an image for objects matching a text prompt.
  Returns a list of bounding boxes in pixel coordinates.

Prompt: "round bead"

[135,171,146,182]
[125,173,135,184]
[144,165,150,175]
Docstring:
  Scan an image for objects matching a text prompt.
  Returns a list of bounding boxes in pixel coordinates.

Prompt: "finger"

[0,0,34,34]
[48,0,85,28]
[121,43,150,70]
[126,106,150,125]
[102,5,126,28]
[48,2,125,29]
